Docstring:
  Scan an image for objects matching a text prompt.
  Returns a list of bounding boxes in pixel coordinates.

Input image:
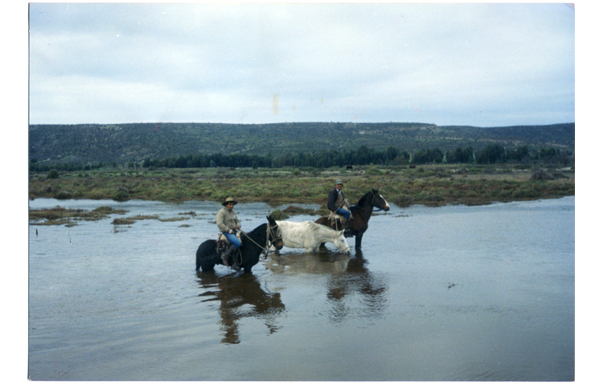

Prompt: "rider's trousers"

[224,232,242,249]
[335,208,351,221]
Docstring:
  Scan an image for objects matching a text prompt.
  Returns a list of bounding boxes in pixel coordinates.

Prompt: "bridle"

[239,223,283,260]
[265,223,283,255]
[371,193,388,212]
[355,191,388,213]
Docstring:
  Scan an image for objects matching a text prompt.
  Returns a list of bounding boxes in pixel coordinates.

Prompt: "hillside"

[29,122,575,165]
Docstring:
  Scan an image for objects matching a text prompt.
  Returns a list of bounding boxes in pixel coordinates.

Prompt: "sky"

[27,1,576,127]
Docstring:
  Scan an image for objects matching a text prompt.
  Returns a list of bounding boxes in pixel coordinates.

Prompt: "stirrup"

[221,245,235,266]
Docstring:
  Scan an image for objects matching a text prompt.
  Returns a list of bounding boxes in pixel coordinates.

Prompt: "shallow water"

[28,197,574,381]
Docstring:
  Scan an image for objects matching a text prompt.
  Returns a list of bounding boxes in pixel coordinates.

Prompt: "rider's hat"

[335,180,343,185]
[222,197,238,206]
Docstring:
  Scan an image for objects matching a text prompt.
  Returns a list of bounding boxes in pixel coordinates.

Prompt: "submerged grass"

[29,206,128,226]
[29,164,574,208]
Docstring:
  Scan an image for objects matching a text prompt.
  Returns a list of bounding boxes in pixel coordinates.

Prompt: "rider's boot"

[343,218,351,230]
[343,219,353,237]
[221,245,235,266]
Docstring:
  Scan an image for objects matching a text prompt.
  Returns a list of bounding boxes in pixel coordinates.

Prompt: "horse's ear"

[267,215,275,224]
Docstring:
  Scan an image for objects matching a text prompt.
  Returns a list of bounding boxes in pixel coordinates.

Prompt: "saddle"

[216,231,242,253]
[327,209,353,232]
[216,232,243,268]
[327,212,345,222]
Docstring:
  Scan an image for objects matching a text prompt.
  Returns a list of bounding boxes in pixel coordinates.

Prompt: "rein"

[240,223,281,260]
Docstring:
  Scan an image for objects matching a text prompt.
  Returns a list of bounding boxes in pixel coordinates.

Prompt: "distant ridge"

[29,122,574,165]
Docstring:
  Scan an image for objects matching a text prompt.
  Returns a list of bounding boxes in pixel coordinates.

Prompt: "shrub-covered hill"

[29,121,574,165]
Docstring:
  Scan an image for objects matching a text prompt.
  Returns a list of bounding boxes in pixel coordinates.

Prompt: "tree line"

[29,144,573,172]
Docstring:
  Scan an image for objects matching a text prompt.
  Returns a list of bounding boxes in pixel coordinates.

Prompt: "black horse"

[315,189,390,250]
[196,215,283,272]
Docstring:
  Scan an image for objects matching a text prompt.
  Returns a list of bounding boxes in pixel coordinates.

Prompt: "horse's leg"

[199,252,220,271]
[355,232,364,250]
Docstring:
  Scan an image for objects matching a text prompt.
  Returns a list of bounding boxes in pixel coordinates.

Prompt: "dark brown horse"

[315,189,390,250]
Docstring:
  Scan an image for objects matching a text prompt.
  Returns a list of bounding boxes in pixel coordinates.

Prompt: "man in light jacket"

[216,197,242,267]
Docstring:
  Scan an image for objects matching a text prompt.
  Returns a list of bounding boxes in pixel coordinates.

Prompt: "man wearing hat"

[327,180,351,229]
[216,197,242,266]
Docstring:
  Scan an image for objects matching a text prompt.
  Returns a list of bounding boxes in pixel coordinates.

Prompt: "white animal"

[272,220,350,254]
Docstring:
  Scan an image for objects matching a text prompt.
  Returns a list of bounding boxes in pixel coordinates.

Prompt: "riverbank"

[28,164,574,208]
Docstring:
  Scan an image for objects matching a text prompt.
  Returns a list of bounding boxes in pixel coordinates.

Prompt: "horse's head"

[371,189,390,212]
[334,231,351,254]
[267,215,284,250]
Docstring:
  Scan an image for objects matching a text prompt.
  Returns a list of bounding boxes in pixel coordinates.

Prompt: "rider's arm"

[327,189,337,212]
[216,209,233,233]
[232,213,241,230]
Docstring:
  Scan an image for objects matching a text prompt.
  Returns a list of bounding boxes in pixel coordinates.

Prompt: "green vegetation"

[29,206,128,226]
[29,164,574,208]
[111,214,159,225]
[28,121,575,213]
[30,143,572,172]
[47,169,59,179]
[29,122,574,167]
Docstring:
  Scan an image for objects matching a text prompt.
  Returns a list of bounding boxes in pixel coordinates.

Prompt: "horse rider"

[327,180,351,230]
[216,197,242,267]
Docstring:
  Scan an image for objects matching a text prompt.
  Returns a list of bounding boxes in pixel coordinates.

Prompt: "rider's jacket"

[327,188,345,212]
[216,207,241,233]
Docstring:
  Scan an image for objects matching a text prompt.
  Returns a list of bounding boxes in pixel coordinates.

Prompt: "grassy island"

[29,164,574,209]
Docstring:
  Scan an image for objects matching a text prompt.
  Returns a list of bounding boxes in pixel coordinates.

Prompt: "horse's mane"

[351,190,373,210]
[241,223,268,243]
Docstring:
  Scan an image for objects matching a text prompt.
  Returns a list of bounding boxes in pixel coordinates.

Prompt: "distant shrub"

[365,167,384,176]
[269,209,289,220]
[530,169,554,181]
[54,190,73,200]
[283,205,318,216]
[113,191,129,202]
[395,195,414,208]
[47,169,59,179]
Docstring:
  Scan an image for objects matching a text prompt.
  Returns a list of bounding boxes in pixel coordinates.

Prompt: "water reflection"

[266,251,352,274]
[266,251,389,323]
[325,251,389,323]
[196,272,285,344]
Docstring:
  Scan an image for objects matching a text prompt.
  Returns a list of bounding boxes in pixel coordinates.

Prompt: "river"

[28,196,574,381]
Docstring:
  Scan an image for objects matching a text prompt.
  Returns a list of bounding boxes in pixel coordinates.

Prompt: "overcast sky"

[28,2,575,127]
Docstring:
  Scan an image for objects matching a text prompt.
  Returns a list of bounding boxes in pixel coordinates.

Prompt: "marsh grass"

[29,164,574,208]
[111,215,159,225]
[29,206,128,226]
[158,217,190,222]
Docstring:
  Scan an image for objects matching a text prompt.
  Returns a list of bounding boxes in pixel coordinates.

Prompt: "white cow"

[272,220,350,254]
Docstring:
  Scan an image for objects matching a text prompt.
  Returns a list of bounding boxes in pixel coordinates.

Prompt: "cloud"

[28,2,574,126]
